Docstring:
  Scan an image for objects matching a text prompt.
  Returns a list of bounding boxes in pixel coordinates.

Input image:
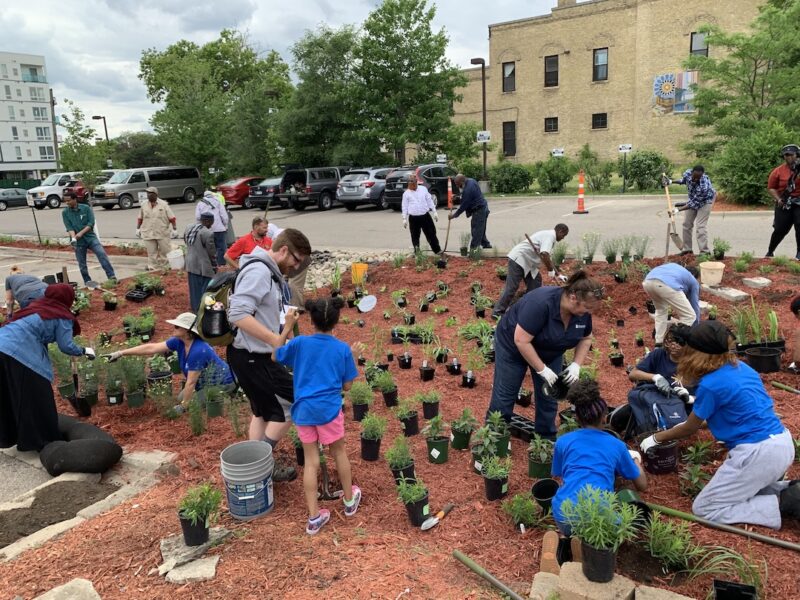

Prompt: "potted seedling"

[78,359,99,407]
[105,359,125,406]
[459,232,470,256]
[349,381,374,421]
[168,352,182,375]
[470,281,483,295]
[432,337,449,364]
[482,455,511,501]
[397,477,429,527]
[712,237,731,260]
[147,354,172,384]
[394,397,420,437]
[204,385,226,419]
[470,425,499,475]
[345,293,356,308]
[422,415,449,464]
[608,328,619,349]
[360,412,387,462]
[516,386,532,407]
[418,346,436,382]
[436,256,447,269]
[386,350,394,362]
[357,354,367,366]
[708,305,718,321]
[559,486,641,583]
[49,345,74,398]
[419,296,429,312]
[391,289,408,308]
[634,330,644,347]
[177,481,223,546]
[581,232,602,264]
[613,261,629,284]
[386,435,416,485]
[383,309,392,321]
[420,390,441,419]
[288,426,304,466]
[102,291,118,311]
[496,265,508,281]
[462,350,484,388]
[609,349,624,367]
[402,310,415,326]
[451,408,479,450]
[502,493,544,533]
[122,356,147,407]
[447,356,462,376]
[474,296,493,318]
[398,340,413,369]
[487,410,511,458]
[602,237,619,264]
[122,314,136,339]
[372,369,398,407]
[329,264,342,297]
[71,291,90,315]
[527,434,555,479]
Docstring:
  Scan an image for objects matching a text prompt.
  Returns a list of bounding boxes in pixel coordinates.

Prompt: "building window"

[11,126,19,140]
[8,106,15,120]
[15,146,22,160]
[3,84,10,99]
[16,88,21,97]
[592,113,608,129]
[19,109,25,118]
[544,117,559,133]
[593,48,608,82]
[12,68,18,76]
[502,62,516,93]
[23,129,28,138]
[690,32,708,57]
[30,87,45,101]
[502,121,517,156]
[26,149,32,157]
[39,146,54,160]
[33,106,48,121]
[0,64,7,78]
[36,126,51,140]
[544,55,559,87]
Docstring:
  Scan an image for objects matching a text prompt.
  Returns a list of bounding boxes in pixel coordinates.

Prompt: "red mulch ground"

[1,253,799,599]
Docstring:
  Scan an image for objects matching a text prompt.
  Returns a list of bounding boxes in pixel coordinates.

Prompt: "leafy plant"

[451,408,479,434]
[349,381,374,406]
[459,232,471,249]
[458,319,494,341]
[758,264,774,275]
[682,440,714,465]
[502,493,547,529]
[601,237,619,262]
[633,235,651,258]
[486,410,509,437]
[121,355,146,390]
[287,426,302,448]
[371,370,396,394]
[466,348,487,373]
[687,546,766,597]
[102,291,117,304]
[618,149,672,191]
[386,435,414,470]
[71,290,91,313]
[618,235,635,261]
[101,279,117,290]
[396,477,427,504]
[551,240,568,267]
[558,412,579,437]
[733,258,749,273]
[533,155,576,193]
[445,315,458,327]
[418,390,441,404]
[642,510,704,571]
[148,354,170,373]
[489,161,534,193]
[392,253,406,268]
[559,486,641,551]
[188,398,206,436]
[495,265,508,279]
[679,463,711,497]
[729,307,749,345]
[528,434,555,463]
[580,232,602,260]
[421,415,447,440]
[712,237,731,256]
[360,412,387,441]
[393,397,418,419]
[481,455,512,480]
[178,482,222,527]
[739,251,755,264]
[634,330,644,342]
[766,310,779,342]
[329,264,342,290]
[470,425,499,458]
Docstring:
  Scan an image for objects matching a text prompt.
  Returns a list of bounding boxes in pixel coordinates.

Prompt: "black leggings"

[767,203,800,257]
[408,213,441,253]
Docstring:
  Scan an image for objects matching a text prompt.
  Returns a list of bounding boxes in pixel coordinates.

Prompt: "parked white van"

[26,172,81,209]
[93,166,203,210]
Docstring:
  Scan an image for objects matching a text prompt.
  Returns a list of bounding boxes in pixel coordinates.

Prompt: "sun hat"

[165,312,199,334]
[145,186,159,194]
[685,320,734,354]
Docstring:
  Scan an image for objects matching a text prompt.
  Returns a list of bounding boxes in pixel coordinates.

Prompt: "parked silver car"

[336,167,392,211]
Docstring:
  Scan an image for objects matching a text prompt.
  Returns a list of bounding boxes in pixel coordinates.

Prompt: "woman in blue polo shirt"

[105,312,234,406]
[487,270,603,438]
[641,320,798,528]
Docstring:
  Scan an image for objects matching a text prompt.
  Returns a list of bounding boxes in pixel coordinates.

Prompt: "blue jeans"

[213,231,226,268]
[188,272,211,313]
[470,206,491,249]
[75,238,116,284]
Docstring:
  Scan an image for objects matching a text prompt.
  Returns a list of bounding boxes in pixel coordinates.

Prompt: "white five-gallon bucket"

[167,249,185,270]
[220,441,274,520]
[699,261,725,286]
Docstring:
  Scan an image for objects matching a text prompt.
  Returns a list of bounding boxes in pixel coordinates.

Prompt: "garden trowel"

[421,502,454,531]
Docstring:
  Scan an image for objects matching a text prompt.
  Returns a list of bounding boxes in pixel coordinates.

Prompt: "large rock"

[165,556,220,584]
[742,276,771,289]
[34,578,101,600]
[158,527,231,575]
[635,585,696,599]
[529,571,559,599]
[701,284,750,303]
[557,562,635,600]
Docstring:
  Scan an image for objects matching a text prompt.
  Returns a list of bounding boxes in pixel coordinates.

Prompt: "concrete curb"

[0,245,148,267]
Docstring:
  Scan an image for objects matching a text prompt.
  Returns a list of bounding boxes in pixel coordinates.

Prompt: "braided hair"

[304,296,344,332]
[566,379,607,427]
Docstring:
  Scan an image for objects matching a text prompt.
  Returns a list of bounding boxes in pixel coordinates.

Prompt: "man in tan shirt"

[136,186,178,270]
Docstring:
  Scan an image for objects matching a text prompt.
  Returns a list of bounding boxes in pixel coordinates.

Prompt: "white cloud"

[2,0,556,137]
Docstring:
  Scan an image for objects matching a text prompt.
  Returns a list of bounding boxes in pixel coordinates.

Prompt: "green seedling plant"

[770,255,790,267]
[496,265,508,279]
[287,426,302,449]
[634,330,644,343]
[602,237,619,263]
[459,232,471,249]
[558,413,579,437]
[473,294,494,311]
[178,482,223,527]
[747,297,763,343]
[633,235,651,258]
[679,463,711,497]
[481,455,512,480]
[619,234,635,262]
[329,264,342,291]
[552,240,568,266]
[360,413,387,441]
[470,425,499,459]
[687,546,766,597]
[433,305,448,314]
[581,231,602,261]
[417,389,441,405]
[788,261,800,275]
[392,253,406,268]
[188,399,206,436]
[733,258,749,273]
[766,310,779,342]
[102,291,117,304]
[393,397,419,420]
[421,415,447,440]
[396,477,427,504]
[642,510,705,571]
[349,381,374,406]
[458,319,494,341]
[371,370,396,394]
[559,486,640,552]
[487,410,509,437]
[502,493,549,530]
[528,434,555,463]
[451,408,479,434]
[712,237,731,258]
[386,435,414,470]
[101,279,117,290]
[758,264,774,275]
[364,361,383,386]
[682,440,714,466]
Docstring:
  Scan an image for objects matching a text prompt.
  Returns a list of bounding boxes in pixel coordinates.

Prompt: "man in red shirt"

[766,144,800,259]
[224,216,281,268]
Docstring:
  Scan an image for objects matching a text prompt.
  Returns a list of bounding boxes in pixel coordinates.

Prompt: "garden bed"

[0,253,797,598]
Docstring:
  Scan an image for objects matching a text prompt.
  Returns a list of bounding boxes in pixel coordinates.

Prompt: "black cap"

[686,321,734,354]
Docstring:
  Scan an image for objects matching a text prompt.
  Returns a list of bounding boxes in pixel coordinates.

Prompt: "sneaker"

[273,459,297,482]
[306,509,331,535]
[344,485,362,517]
[540,531,560,575]
[679,250,694,256]
[779,483,800,519]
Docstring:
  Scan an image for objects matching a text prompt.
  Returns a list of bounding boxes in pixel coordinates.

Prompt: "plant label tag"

[502,483,508,493]
[449,433,454,442]
[508,441,512,451]
[109,396,118,405]
[430,448,440,459]
[474,460,482,471]
[422,504,430,516]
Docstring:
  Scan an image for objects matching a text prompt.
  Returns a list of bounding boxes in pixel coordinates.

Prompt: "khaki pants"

[144,238,172,270]
[642,278,696,343]
[682,203,712,254]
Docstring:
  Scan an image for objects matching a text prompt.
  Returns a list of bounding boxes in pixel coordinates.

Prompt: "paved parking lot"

[0,194,786,257]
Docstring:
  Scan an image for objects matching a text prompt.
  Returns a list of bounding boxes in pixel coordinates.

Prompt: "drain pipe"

[648,503,800,553]
[452,550,526,600]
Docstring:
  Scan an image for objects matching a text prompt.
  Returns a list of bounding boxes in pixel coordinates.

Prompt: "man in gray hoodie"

[227,228,311,481]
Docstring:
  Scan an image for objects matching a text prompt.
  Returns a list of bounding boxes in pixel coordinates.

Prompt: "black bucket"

[581,541,616,583]
[642,438,679,475]
[745,347,781,374]
[531,478,559,512]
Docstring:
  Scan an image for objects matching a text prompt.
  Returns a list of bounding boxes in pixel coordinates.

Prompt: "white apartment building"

[0,52,57,181]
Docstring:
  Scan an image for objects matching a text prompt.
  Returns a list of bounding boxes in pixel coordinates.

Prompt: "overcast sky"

[2,0,557,139]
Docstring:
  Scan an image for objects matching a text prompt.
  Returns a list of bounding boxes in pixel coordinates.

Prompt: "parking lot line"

[0,259,44,270]
[561,200,614,217]
[491,200,545,216]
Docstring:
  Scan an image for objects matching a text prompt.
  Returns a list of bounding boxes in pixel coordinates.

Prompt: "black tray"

[125,289,152,302]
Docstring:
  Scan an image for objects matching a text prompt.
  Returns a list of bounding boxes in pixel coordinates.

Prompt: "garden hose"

[771,381,800,395]
[452,550,526,600]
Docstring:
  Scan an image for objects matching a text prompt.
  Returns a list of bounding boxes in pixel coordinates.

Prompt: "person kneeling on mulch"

[641,320,800,529]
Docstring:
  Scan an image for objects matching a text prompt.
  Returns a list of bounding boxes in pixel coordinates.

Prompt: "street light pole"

[92,115,109,142]
[470,57,487,181]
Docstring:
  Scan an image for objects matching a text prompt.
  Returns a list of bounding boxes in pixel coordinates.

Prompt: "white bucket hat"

[165,312,199,334]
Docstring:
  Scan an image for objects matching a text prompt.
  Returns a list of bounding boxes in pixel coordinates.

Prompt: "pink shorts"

[296,411,345,446]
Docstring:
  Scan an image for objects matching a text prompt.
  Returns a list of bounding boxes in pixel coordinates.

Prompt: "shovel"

[421,502,454,531]
[69,357,91,418]
[662,173,684,252]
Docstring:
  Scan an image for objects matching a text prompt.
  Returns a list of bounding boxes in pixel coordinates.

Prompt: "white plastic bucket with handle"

[167,249,185,270]
[699,261,725,286]
[220,441,274,520]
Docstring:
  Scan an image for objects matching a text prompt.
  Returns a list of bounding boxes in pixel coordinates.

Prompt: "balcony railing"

[22,73,47,83]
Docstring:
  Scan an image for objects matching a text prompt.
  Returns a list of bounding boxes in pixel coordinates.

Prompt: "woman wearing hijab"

[0,284,95,451]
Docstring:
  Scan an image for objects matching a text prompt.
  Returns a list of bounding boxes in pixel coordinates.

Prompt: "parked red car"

[217,177,265,207]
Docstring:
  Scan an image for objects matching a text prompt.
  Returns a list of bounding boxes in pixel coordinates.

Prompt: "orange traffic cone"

[573,170,589,214]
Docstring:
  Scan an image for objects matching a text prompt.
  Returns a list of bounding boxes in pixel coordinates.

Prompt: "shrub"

[456,159,483,181]
[360,412,387,441]
[349,381,374,405]
[534,156,576,193]
[488,161,533,193]
[502,493,546,529]
[386,435,414,469]
[560,486,641,551]
[178,482,222,527]
[576,143,614,191]
[619,150,673,191]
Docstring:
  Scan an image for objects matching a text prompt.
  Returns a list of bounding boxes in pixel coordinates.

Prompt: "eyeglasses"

[288,248,302,264]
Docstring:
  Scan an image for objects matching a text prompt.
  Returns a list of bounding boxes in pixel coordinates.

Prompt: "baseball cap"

[145,186,159,194]
[165,312,198,334]
[685,320,734,354]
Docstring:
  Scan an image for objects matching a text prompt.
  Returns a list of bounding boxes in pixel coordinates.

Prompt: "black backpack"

[608,384,688,440]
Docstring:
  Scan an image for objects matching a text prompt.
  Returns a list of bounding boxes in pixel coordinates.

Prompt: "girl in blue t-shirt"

[274,297,361,535]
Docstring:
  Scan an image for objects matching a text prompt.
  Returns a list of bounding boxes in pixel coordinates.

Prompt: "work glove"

[135,229,141,238]
[668,208,680,217]
[536,366,558,386]
[652,374,672,395]
[70,237,77,247]
[402,218,408,229]
[447,213,455,221]
[673,385,691,400]
[104,351,123,362]
[563,362,581,385]
[430,211,438,222]
[788,361,799,374]
[628,450,642,464]
[83,347,96,360]
[661,175,672,187]
[170,229,179,239]
[640,434,659,454]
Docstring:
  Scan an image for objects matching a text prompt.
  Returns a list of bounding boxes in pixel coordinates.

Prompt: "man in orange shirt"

[224,216,282,268]
[766,144,800,259]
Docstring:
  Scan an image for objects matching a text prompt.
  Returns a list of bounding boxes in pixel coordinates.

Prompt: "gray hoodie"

[228,247,283,353]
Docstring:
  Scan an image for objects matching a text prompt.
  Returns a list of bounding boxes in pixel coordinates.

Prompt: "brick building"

[452,0,762,166]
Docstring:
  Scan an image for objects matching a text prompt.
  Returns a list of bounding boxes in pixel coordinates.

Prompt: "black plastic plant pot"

[642,439,679,475]
[475,308,486,318]
[57,382,75,398]
[426,436,449,464]
[628,306,638,315]
[419,366,435,382]
[103,302,117,311]
[616,489,651,525]
[357,320,366,328]
[460,247,468,257]
[398,355,413,369]
[71,395,92,418]
[330,289,340,298]
[127,390,146,408]
[404,492,430,527]
[422,401,439,419]
[712,579,757,600]
[461,374,476,388]
[386,352,394,362]
[451,429,472,450]
[360,436,381,461]
[744,347,781,373]
[528,457,552,479]
[616,319,625,327]
[84,391,99,407]
[295,445,305,467]
[471,449,485,475]
[610,355,624,367]
[354,287,364,299]
[611,339,620,349]
[646,299,656,314]
[400,412,419,437]
[497,272,507,281]
[346,298,356,308]
[436,259,447,269]
[107,390,124,406]
[485,349,496,363]
[420,303,429,312]
[147,372,172,386]
[206,400,224,418]
[581,542,616,583]
[390,461,416,486]
[357,356,367,366]
[531,478,559,512]
[99,332,113,345]
[493,432,511,458]
[435,352,448,364]
[447,362,462,375]
[396,297,407,308]
[613,274,626,284]
[636,339,644,347]
[543,376,569,400]
[483,475,508,501]
[353,403,370,422]
[179,514,210,547]
[404,314,415,325]
[516,390,532,407]
[382,387,398,407]
[376,363,390,372]
[714,251,725,261]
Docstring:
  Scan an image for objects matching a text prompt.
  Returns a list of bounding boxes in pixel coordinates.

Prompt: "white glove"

[402,219,408,229]
[628,450,642,464]
[640,434,659,454]
[170,229,179,239]
[70,237,77,247]
[563,362,580,385]
[135,229,141,238]
[431,211,438,222]
[556,274,568,283]
[104,351,123,362]
[666,178,673,186]
[83,347,96,360]
[536,366,558,386]
[652,374,672,395]
[668,208,679,217]
[673,386,691,400]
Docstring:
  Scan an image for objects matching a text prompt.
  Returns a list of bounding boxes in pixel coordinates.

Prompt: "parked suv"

[93,166,203,210]
[336,167,392,211]
[247,177,283,210]
[277,166,349,211]
[384,164,459,211]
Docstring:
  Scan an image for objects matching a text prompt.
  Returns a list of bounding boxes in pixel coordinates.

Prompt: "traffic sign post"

[476,131,491,143]
[618,144,632,193]
[551,148,565,157]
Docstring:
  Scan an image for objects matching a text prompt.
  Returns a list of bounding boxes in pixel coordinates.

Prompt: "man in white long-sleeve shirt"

[401,174,441,253]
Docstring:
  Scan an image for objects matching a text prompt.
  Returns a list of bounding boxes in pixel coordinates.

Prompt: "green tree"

[110,131,168,168]
[576,144,614,192]
[57,99,104,189]
[353,0,467,163]
[416,121,482,167]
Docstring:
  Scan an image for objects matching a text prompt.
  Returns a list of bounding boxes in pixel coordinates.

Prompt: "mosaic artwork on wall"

[652,71,698,114]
